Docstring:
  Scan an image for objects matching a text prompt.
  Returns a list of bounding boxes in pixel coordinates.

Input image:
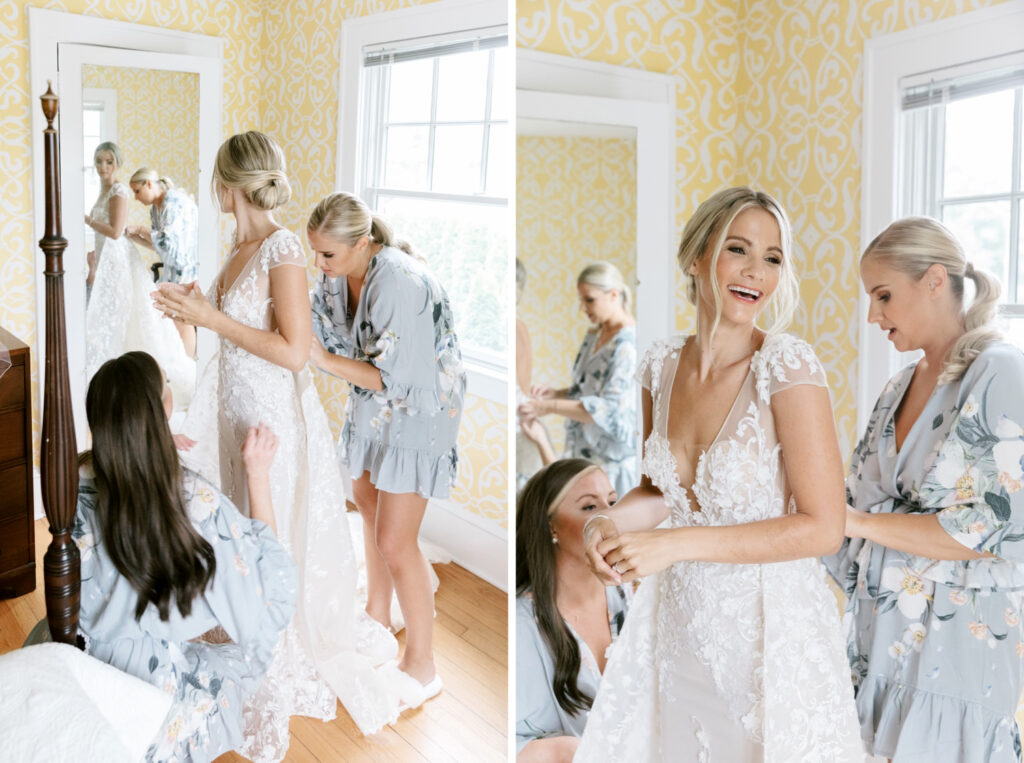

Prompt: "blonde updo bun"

[213,131,291,211]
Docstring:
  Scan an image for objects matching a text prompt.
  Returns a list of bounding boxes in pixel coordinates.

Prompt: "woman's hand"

[519,415,546,445]
[151,281,214,328]
[845,506,868,539]
[599,528,681,583]
[583,515,622,584]
[530,384,554,400]
[241,423,278,479]
[517,399,546,419]
[309,335,329,368]
[172,433,196,451]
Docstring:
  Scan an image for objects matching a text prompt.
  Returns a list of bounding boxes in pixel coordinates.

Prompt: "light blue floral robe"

[564,326,639,497]
[823,342,1024,762]
[74,466,297,763]
[151,189,198,284]
[311,246,466,499]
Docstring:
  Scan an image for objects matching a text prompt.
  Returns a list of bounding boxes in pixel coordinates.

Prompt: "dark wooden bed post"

[38,82,80,645]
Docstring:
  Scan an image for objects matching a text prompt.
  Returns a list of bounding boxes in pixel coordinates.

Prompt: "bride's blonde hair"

[212,131,291,211]
[676,186,798,337]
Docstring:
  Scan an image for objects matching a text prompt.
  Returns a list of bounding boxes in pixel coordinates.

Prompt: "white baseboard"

[420,497,508,592]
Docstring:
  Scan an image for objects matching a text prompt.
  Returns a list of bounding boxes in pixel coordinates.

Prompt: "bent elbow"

[287,346,310,373]
[816,521,846,557]
[109,230,123,240]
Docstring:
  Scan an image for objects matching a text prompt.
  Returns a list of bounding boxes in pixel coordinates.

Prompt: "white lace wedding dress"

[181,229,403,763]
[86,182,194,407]
[575,333,865,763]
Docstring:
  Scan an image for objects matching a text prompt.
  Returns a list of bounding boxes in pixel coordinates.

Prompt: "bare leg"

[375,490,434,684]
[352,471,393,629]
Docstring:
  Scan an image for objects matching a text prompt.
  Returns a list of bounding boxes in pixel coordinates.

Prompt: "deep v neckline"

[217,230,280,304]
[658,336,758,510]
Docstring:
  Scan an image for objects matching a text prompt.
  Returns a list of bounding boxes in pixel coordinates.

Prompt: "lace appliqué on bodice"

[580,333,864,761]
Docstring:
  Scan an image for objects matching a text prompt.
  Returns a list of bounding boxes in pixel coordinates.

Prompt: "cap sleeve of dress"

[260,229,306,271]
[110,182,131,200]
[753,333,828,403]
[635,337,681,392]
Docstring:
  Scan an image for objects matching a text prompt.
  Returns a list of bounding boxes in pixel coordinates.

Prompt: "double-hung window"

[899,57,1024,347]
[340,0,510,401]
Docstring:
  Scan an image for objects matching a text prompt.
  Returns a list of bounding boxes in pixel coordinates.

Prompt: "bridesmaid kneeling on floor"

[74,351,295,762]
[307,192,466,709]
[516,459,631,762]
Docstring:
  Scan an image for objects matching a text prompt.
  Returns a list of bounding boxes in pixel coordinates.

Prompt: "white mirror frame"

[29,8,223,439]
[516,50,676,358]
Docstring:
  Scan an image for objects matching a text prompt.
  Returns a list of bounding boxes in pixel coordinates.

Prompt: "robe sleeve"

[572,333,637,443]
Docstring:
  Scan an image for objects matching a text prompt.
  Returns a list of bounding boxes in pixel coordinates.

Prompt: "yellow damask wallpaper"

[1,0,506,531]
[517,0,1010,455]
[82,64,200,234]
[517,133,636,455]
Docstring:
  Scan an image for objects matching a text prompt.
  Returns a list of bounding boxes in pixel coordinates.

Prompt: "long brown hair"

[516,458,597,715]
[85,352,216,621]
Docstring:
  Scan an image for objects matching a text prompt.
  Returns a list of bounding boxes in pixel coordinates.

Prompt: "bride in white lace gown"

[85,142,194,408]
[577,188,864,762]
[152,132,401,762]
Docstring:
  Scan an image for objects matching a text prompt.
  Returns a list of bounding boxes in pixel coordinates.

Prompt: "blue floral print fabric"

[310,246,466,499]
[74,466,297,763]
[564,326,639,497]
[823,342,1024,762]
[151,189,199,284]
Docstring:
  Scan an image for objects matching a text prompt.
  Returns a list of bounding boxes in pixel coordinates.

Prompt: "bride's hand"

[172,433,197,451]
[600,529,678,583]
[583,515,622,585]
[152,281,213,327]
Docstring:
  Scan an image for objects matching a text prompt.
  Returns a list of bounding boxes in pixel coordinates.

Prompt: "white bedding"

[0,642,171,762]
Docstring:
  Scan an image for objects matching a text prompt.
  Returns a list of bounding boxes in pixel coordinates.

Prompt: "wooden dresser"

[0,327,34,599]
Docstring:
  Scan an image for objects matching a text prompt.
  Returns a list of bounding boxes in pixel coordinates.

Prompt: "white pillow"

[0,642,172,762]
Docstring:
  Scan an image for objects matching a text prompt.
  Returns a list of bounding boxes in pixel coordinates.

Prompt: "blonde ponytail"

[861,217,1002,384]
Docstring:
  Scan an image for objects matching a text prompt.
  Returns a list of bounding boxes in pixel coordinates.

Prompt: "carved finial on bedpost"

[38,84,80,646]
[40,81,57,127]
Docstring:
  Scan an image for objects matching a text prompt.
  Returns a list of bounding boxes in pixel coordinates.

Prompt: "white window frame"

[860,0,1024,435]
[338,0,509,404]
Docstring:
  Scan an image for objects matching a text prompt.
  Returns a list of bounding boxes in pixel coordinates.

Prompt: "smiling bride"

[575,187,864,762]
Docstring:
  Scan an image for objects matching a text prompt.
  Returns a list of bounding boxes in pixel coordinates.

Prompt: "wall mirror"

[516,50,674,460]
[30,8,222,438]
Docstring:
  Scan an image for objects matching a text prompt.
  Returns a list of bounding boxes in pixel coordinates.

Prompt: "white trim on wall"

[516,50,676,366]
[28,8,223,439]
[860,0,1024,435]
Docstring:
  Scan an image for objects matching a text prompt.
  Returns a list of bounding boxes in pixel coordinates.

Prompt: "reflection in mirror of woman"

[128,167,199,358]
[517,262,639,496]
[83,142,195,411]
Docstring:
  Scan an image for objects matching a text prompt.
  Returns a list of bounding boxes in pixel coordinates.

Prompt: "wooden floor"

[0,518,509,762]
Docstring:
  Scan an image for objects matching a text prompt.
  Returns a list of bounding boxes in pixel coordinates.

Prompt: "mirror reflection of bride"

[83,141,194,409]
